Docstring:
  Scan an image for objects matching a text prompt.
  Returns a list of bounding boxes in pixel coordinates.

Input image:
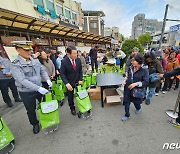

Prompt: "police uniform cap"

[11,41,33,50]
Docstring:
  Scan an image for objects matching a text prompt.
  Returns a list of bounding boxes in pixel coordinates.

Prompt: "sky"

[76,0,180,38]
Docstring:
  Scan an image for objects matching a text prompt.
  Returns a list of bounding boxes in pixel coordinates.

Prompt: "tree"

[118,34,125,42]
[138,33,152,46]
[121,39,143,58]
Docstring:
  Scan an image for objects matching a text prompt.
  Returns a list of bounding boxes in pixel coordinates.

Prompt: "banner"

[3,46,18,62]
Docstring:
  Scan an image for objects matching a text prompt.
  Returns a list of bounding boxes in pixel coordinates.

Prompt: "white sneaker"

[162,91,166,94]
[155,93,159,96]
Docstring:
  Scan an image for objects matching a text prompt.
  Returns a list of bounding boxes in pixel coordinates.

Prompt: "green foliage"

[121,39,143,58]
[119,34,125,42]
[138,33,152,46]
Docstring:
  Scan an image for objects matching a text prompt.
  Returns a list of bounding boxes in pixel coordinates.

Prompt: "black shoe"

[71,110,76,116]
[174,87,178,90]
[33,124,40,134]
[6,102,13,107]
[145,100,150,105]
[15,98,22,102]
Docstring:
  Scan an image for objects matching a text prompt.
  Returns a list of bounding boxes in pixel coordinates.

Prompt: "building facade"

[83,11,105,36]
[0,0,83,29]
[131,14,163,39]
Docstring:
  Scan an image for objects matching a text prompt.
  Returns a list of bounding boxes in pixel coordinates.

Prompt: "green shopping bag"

[37,93,60,130]
[0,117,15,151]
[75,85,92,114]
[86,75,91,88]
[54,81,65,102]
[56,77,67,93]
[91,72,98,85]
[82,75,88,89]
[52,81,57,91]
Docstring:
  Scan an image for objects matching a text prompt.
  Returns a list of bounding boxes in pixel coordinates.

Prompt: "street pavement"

[0,89,179,154]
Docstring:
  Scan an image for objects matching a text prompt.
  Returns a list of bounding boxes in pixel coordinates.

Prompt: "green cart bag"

[55,80,65,106]
[86,75,91,88]
[91,71,98,85]
[51,81,57,91]
[75,85,92,119]
[0,117,15,153]
[59,78,67,93]
[82,77,87,90]
[37,92,60,133]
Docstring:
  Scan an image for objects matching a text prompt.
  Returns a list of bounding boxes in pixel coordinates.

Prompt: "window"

[46,0,54,11]
[72,12,77,21]
[90,22,97,28]
[56,3,63,15]
[34,0,43,6]
[65,8,71,19]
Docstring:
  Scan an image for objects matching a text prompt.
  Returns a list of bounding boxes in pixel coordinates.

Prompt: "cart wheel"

[60,101,64,106]
[77,112,81,118]
[58,100,64,106]
[87,110,91,113]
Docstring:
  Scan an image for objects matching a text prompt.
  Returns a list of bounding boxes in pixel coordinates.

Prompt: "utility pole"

[159,4,169,49]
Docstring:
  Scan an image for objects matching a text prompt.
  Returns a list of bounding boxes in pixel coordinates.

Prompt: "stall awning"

[0,8,111,43]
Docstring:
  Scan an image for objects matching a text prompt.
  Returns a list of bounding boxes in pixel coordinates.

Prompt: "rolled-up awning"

[0,8,111,43]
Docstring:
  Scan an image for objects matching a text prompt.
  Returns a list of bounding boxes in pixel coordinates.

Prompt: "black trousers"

[120,58,125,69]
[67,89,75,111]
[163,77,179,91]
[91,58,98,72]
[0,78,20,104]
[19,91,42,126]
[176,90,180,123]
[155,82,162,93]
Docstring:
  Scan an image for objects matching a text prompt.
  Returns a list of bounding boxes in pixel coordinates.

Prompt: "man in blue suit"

[60,46,82,115]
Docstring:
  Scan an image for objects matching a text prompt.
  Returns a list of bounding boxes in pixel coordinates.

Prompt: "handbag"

[132,88,146,99]
[149,73,160,82]
[130,67,146,99]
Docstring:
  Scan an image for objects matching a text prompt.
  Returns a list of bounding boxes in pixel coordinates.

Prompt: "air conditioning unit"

[59,15,65,21]
[69,19,73,24]
[75,21,79,26]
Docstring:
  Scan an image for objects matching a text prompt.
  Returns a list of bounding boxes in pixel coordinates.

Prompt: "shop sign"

[170,24,180,33]
[52,40,64,46]
[77,42,84,47]
[31,39,49,45]
[1,36,26,45]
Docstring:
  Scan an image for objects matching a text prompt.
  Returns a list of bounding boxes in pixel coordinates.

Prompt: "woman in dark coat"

[144,52,163,105]
[122,53,149,121]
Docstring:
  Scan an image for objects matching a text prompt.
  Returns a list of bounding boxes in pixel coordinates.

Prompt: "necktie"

[72,60,76,70]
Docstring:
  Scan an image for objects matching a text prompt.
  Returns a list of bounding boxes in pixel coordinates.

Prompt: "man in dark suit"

[60,46,82,115]
[89,46,98,72]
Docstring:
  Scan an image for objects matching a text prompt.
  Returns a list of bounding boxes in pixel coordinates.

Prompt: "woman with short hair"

[122,53,149,121]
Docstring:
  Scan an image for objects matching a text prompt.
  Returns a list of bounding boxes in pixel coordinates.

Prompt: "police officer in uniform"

[11,41,52,134]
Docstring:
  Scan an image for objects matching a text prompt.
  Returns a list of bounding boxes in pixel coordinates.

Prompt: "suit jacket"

[50,54,58,71]
[60,57,82,87]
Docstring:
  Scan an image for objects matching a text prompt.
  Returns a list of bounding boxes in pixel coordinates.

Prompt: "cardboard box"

[88,87,101,100]
[103,88,122,105]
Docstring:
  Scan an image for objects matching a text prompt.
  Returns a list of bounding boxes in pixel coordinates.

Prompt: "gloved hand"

[46,79,52,87]
[38,87,49,95]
